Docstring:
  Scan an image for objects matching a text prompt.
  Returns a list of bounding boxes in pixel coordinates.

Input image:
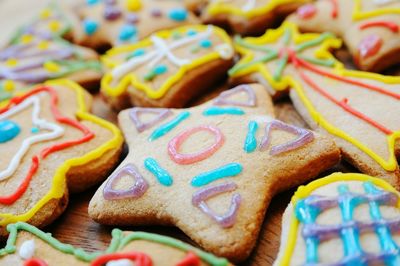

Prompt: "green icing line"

[0,223,228,265]
[294,32,334,53]
[273,53,288,81]
[234,35,276,54]
[49,59,102,78]
[119,231,229,266]
[296,55,336,67]
[228,52,278,76]
[282,28,291,45]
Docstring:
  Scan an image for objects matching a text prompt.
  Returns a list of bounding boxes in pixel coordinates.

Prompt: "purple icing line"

[103,164,149,200]
[129,107,172,133]
[192,182,241,228]
[0,43,34,60]
[104,6,122,20]
[125,13,139,24]
[213,84,256,107]
[259,120,314,155]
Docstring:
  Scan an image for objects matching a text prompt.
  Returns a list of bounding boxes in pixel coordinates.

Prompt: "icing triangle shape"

[259,120,314,155]
[213,84,256,107]
[129,107,172,133]
[103,164,149,200]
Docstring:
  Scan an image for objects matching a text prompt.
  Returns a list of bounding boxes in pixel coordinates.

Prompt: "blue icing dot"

[200,39,212,48]
[31,127,39,134]
[0,120,21,143]
[119,24,137,41]
[131,48,145,57]
[187,29,197,36]
[83,19,98,35]
[86,0,99,5]
[154,64,168,75]
[168,8,188,21]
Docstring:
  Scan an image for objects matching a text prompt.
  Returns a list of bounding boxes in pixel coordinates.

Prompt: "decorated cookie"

[71,0,198,50]
[0,222,230,266]
[0,79,123,236]
[228,22,400,185]
[288,0,400,72]
[0,35,102,102]
[275,172,400,266]
[194,0,310,36]
[89,83,340,261]
[100,24,235,110]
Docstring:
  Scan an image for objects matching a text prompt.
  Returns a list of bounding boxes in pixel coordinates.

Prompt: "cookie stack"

[0,0,399,265]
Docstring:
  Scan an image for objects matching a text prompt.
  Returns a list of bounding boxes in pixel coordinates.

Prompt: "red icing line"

[296,4,317,19]
[176,252,201,266]
[0,86,95,205]
[289,52,393,135]
[358,34,382,59]
[359,21,399,33]
[24,258,48,266]
[329,0,338,18]
[90,252,152,266]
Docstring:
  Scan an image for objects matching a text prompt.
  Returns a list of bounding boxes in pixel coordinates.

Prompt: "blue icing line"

[199,39,212,48]
[144,158,173,186]
[31,127,39,134]
[119,24,137,41]
[191,163,242,187]
[154,64,168,75]
[244,121,258,153]
[127,48,145,59]
[83,19,98,35]
[0,120,21,143]
[149,111,190,141]
[86,0,99,5]
[187,29,197,36]
[203,107,245,116]
[168,8,188,21]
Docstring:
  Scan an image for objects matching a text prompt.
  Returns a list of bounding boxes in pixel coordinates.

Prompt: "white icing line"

[18,239,35,260]
[243,0,256,11]
[106,259,134,266]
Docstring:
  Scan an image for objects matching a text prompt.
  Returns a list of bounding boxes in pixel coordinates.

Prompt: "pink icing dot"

[168,125,224,165]
[358,34,383,59]
[296,4,317,19]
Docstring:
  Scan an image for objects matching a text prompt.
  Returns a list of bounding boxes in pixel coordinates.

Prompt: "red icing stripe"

[329,0,338,18]
[0,86,94,205]
[289,52,393,135]
[176,252,201,266]
[90,252,152,266]
[24,258,48,266]
[358,34,383,59]
[359,21,399,33]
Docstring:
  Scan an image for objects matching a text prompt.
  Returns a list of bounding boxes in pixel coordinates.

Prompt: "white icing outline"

[0,94,64,181]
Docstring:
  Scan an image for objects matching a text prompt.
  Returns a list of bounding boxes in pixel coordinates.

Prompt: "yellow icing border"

[278,172,400,265]
[0,79,123,226]
[352,0,400,20]
[231,22,400,171]
[101,25,233,100]
[206,0,309,18]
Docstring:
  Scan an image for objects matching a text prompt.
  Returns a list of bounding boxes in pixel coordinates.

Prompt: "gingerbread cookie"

[0,35,102,102]
[288,0,400,72]
[275,172,400,265]
[229,22,400,185]
[0,79,123,236]
[89,84,340,262]
[0,222,230,266]
[195,0,310,36]
[100,24,235,109]
[71,0,198,50]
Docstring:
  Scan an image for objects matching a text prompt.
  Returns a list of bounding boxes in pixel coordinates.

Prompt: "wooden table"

[0,1,355,265]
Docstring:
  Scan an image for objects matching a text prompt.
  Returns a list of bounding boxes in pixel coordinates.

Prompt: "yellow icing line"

[352,0,400,20]
[232,22,400,171]
[206,0,309,18]
[101,25,233,100]
[0,79,123,226]
[279,172,400,265]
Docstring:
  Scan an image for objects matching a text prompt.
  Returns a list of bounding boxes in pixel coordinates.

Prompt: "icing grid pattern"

[295,182,400,265]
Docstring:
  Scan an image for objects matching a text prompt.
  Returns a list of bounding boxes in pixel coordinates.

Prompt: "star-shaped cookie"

[229,22,400,187]
[0,79,123,236]
[288,0,400,72]
[0,222,230,266]
[89,83,340,262]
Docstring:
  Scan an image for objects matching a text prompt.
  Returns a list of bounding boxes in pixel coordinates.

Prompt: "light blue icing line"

[191,163,242,187]
[0,120,21,143]
[202,107,245,116]
[244,121,258,153]
[149,111,190,141]
[144,158,173,186]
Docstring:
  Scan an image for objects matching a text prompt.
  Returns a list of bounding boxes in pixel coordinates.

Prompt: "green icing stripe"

[118,232,229,266]
[294,32,334,53]
[296,55,336,67]
[273,54,288,81]
[234,35,276,53]
[282,28,291,45]
[228,52,278,76]
[49,60,102,78]
[0,223,228,265]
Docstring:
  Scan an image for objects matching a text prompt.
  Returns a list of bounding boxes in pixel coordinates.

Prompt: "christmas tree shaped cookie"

[101,24,235,109]
[229,22,400,187]
[71,0,198,50]
[89,83,340,262]
[275,172,400,265]
[0,79,123,236]
[288,0,400,72]
[0,222,230,266]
